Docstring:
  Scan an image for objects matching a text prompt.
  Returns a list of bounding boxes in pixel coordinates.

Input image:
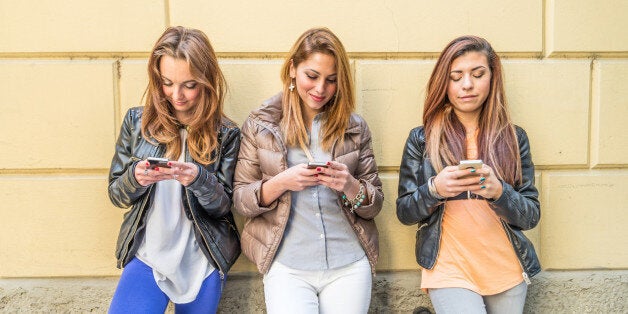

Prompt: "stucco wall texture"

[1,0,627,312]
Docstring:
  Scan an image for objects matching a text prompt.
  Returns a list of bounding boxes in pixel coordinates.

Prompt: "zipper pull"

[522,272,531,284]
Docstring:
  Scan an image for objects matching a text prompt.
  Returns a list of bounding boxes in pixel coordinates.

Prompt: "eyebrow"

[450,66,487,73]
[305,69,337,77]
[160,76,197,84]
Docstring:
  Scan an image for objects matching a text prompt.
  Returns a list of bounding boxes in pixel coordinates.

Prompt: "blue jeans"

[109,258,222,314]
[429,281,528,314]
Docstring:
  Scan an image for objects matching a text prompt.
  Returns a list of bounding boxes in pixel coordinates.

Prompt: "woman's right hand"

[273,164,320,192]
[134,160,174,187]
[432,166,484,198]
[259,164,319,206]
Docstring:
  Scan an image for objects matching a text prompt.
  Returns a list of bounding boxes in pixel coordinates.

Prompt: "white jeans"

[263,256,372,314]
[429,281,528,314]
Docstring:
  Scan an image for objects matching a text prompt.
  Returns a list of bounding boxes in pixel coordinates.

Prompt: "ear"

[289,59,296,78]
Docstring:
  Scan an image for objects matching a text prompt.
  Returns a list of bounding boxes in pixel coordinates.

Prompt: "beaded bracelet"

[342,183,366,212]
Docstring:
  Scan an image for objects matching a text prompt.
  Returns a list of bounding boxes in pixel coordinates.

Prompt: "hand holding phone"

[147,157,171,169]
[307,161,329,169]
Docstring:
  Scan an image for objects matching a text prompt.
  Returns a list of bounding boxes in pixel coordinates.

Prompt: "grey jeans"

[429,281,528,314]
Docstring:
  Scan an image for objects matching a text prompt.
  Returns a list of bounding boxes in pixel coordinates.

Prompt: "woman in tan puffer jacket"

[233,27,384,314]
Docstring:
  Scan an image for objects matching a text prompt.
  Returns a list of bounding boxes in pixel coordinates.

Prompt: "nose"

[314,78,326,93]
[173,85,184,100]
[461,74,473,90]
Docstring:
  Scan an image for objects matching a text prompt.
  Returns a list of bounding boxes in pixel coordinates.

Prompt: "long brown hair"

[141,26,227,165]
[280,27,355,152]
[423,35,521,185]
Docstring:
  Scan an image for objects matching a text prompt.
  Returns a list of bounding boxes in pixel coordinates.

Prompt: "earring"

[289,80,295,92]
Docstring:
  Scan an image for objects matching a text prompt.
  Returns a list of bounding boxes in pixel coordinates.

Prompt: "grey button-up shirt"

[274,114,365,270]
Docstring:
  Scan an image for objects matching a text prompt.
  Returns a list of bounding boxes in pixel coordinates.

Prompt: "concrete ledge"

[1,270,626,313]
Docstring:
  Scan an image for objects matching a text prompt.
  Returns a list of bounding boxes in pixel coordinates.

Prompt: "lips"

[459,95,477,101]
[310,94,325,102]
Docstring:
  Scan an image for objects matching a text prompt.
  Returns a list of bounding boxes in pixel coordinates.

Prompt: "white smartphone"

[458,159,483,170]
[307,161,329,169]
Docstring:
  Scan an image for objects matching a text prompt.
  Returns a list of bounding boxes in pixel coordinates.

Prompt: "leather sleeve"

[186,125,241,219]
[396,127,442,225]
[489,126,540,230]
[108,109,149,208]
[352,119,384,220]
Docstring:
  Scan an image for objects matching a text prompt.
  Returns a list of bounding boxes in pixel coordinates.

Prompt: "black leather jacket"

[108,107,241,279]
[396,126,541,280]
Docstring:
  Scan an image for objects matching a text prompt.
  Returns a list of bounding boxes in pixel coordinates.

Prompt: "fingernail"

[154,167,159,171]
[316,167,321,172]
[314,174,318,177]
[480,177,486,182]
[326,162,331,166]
[146,162,150,167]
[167,162,172,167]
[470,169,476,173]
[481,185,486,189]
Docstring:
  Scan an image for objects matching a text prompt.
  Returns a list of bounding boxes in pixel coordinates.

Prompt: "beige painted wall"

[1,0,627,277]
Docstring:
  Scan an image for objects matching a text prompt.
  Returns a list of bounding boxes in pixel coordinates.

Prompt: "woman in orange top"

[396,35,541,313]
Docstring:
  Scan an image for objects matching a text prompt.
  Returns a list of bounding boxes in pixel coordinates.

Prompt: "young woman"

[396,35,541,313]
[233,27,384,314]
[107,26,241,313]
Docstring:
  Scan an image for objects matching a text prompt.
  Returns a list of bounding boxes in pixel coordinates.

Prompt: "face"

[290,52,338,118]
[159,55,201,123]
[447,51,491,121]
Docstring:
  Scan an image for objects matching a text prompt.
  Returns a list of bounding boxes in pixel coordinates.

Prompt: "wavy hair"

[280,27,355,152]
[141,26,227,165]
[423,35,521,185]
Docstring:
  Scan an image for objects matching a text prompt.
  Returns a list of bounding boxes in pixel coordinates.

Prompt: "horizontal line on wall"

[0,52,150,59]
[547,51,628,58]
[0,51,576,60]
[0,169,108,175]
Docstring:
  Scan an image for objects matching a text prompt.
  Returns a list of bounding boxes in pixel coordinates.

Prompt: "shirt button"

[319,234,324,239]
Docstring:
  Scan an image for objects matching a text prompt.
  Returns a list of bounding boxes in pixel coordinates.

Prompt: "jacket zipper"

[120,147,160,265]
[500,220,531,285]
[185,188,226,289]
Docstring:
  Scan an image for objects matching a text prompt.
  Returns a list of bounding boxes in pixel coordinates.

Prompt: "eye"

[326,77,337,84]
[184,82,197,89]
[306,74,317,80]
[162,80,173,87]
[450,74,462,82]
[473,71,485,79]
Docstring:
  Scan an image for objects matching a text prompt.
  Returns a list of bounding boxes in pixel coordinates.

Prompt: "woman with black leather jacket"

[107,26,240,313]
[396,36,540,314]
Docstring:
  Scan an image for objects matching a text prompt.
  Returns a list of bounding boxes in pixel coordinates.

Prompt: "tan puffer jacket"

[233,93,384,274]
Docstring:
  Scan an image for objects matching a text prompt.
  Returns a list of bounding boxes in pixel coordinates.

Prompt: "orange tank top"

[420,130,524,295]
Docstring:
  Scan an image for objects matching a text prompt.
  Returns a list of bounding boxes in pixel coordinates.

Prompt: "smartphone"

[458,159,483,170]
[147,157,171,169]
[307,161,329,169]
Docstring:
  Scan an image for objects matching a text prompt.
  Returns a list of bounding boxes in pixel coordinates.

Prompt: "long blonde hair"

[141,26,227,165]
[423,35,521,185]
[280,27,355,152]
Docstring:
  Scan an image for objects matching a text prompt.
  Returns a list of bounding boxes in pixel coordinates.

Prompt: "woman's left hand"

[469,164,503,200]
[315,161,361,199]
[153,161,199,187]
